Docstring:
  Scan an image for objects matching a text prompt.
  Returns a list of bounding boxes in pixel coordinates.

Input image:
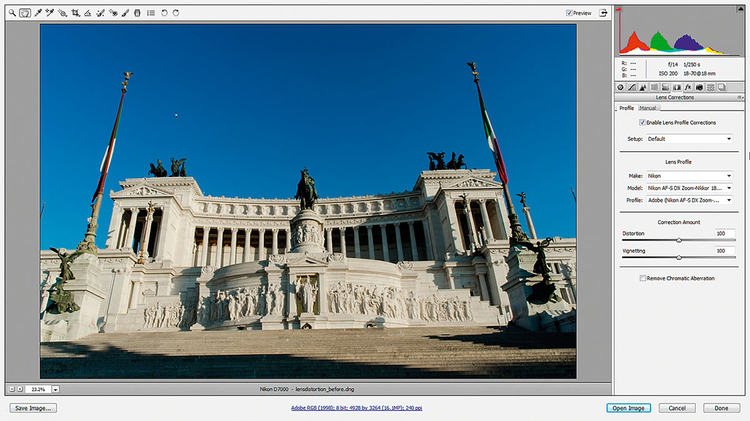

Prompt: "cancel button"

[659,403,696,413]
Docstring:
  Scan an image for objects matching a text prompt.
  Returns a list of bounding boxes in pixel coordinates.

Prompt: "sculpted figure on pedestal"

[295,168,319,210]
[47,247,84,313]
[516,191,528,208]
[426,152,446,170]
[270,284,284,316]
[170,158,186,177]
[518,237,559,305]
[296,277,318,313]
[149,159,168,177]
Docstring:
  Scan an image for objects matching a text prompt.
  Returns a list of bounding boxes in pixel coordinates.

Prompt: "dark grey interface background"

[5,19,612,394]
[615,5,745,56]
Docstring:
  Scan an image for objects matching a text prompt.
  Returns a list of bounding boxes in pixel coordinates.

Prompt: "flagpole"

[77,72,133,255]
[468,62,528,246]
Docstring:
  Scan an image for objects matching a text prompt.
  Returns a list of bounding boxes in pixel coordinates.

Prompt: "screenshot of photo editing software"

[2,1,748,418]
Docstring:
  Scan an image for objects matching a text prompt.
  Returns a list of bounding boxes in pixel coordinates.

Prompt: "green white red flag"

[475,83,509,184]
[92,91,125,202]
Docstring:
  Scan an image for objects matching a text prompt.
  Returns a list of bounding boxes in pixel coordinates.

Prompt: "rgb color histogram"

[620,31,724,55]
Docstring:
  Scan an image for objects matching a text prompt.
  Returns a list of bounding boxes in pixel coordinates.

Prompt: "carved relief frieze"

[143,301,194,329]
[197,285,283,326]
[114,185,172,197]
[291,222,324,249]
[442,178,504,189]
[326,282,474,322]
[191,193,423,220]
[192,218,292,228]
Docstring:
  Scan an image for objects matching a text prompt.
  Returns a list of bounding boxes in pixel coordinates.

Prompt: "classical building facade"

[40,169,576,340]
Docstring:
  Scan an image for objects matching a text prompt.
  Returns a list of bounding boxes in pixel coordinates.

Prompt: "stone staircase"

[41,326,575,379]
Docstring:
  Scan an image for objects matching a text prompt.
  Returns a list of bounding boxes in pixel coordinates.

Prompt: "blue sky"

[41,24,576,250]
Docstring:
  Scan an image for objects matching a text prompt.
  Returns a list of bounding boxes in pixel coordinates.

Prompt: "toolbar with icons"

[5,6,179,19]
[4,5,611,21]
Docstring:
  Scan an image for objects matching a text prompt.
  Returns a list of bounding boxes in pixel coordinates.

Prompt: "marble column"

[493,197,511,240]
[285,229,292,252]
[476,272,490,301]
[216,227,225,267]
[106,206,125,248]
[191,230,199,266]
[394,223,404,261]
[380,224,390,262]
[155,206,172,259]
[446,198,464,253]
[272,228,279,255]
[116,212,128,248]
[367,226,375,259]
[124,208,139,250]
[129,281,141,309]
[522,207,537,239]
[478,199,494,242]
[422,220,434,260]
[317,273,328,315]
[140,210,155,258]
[326,228,333,253]
[230,228,238,265]
[353,227,361,258]
[339,228,347,256]
[243,228,251,263]
[446,267,456,289]
[407,221,419,261]
[464,200,480,250]
[200,227,210,266]
[258,229,266,261]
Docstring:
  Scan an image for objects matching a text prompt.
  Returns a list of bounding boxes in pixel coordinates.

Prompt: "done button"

[703,403,740,413]
[607,403,651,413]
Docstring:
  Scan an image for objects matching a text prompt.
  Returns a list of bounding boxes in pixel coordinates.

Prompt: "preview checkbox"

[566,9,573,16]
[639,275,647,282]
[639,119,646,126]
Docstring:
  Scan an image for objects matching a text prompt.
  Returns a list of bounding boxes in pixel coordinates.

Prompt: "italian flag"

[92,91,125,202]
[476,84,509,184]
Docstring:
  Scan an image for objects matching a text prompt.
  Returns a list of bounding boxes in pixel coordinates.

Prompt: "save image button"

[607,403,651,413]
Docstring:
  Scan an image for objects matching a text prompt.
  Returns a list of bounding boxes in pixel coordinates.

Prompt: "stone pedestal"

[501,247,576,332]
[260,315,285,330]
[41,254,106,342]
[298,313,329,329]
[290,209,325,254]
[190,266,217,331]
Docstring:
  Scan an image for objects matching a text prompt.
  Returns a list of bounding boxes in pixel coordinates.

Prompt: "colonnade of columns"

[324,220,432,263]
[112,206,167,260]
[193,226,290,268]
[453,198,505,252]
[190,220,433,267]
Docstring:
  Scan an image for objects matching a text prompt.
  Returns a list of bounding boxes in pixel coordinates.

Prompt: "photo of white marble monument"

[40,24,577,378]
